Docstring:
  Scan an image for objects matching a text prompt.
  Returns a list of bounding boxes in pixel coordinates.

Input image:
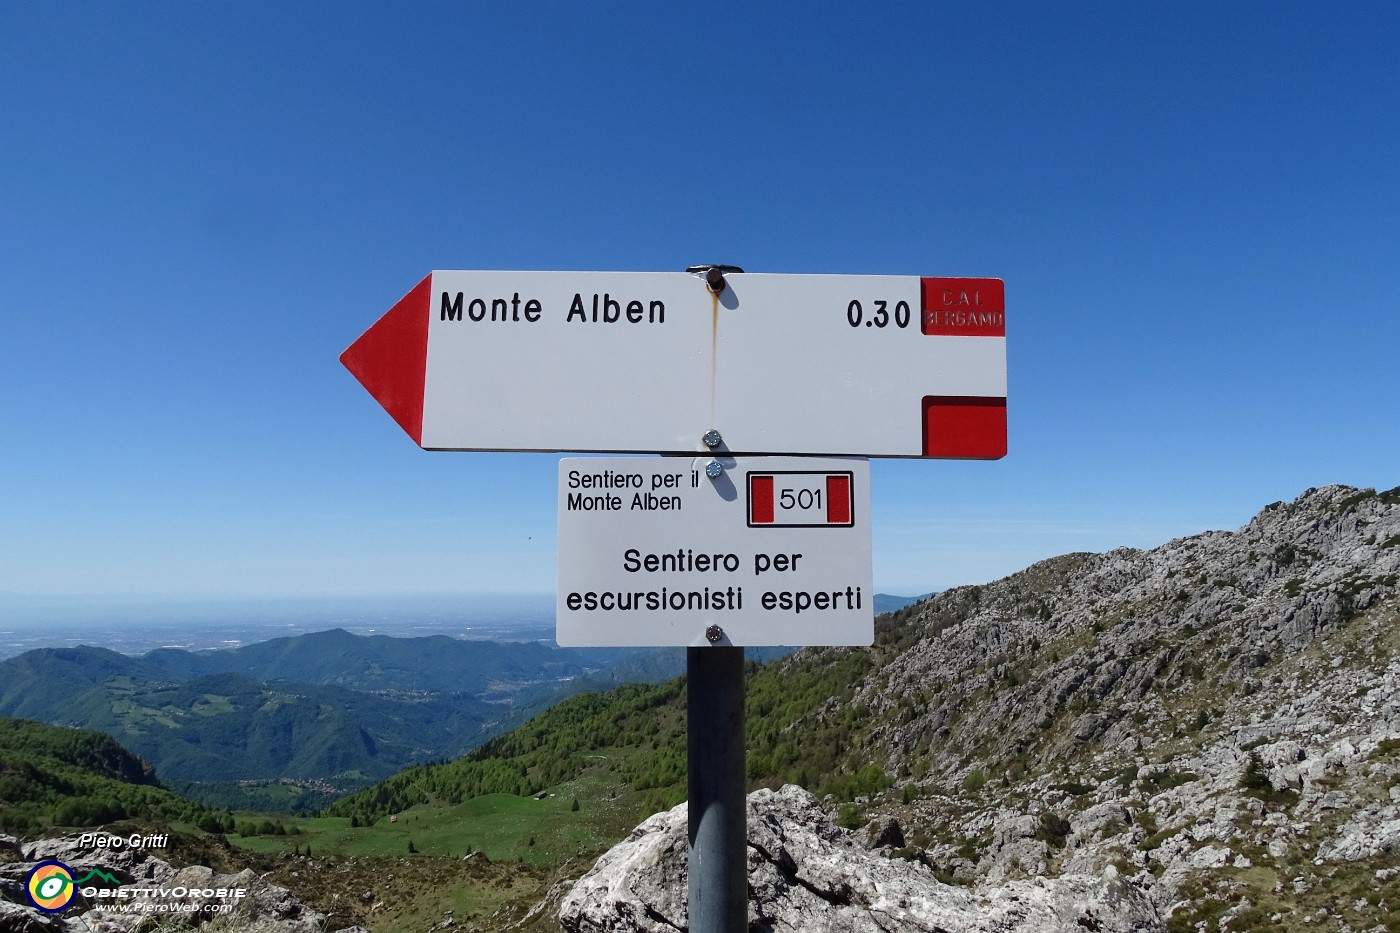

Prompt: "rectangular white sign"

[342,271,1006,459]
[556,456,873,647]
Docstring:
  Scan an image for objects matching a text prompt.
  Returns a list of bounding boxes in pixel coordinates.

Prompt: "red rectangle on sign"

[826,475,851,524]
[749,475,775,524]
[921,277,1005,337]
[923,396,1007,459]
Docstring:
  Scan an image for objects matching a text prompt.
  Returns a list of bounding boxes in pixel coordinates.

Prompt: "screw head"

[704,267,726,294]
[706,625,724,644]
[705,460,724,478]
[702,429,722,448]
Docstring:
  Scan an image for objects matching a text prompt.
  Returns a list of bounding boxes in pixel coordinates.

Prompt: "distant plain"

[0,591,928,660]
[0,592,557,659]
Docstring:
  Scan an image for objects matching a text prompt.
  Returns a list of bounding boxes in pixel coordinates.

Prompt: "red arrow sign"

[339,275,432,445]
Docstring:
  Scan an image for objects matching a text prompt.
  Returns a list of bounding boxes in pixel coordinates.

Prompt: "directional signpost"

[340,270,1006,458]
[341,266,1005,933]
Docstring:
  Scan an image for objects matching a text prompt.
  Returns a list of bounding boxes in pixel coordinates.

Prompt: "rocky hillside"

[501,483,1399,932]
[734,483,1400,931]
[559,784,1161,932]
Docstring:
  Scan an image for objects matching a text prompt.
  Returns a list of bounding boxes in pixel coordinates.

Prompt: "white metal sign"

[556,457,873,647]
[341,271,1006,459]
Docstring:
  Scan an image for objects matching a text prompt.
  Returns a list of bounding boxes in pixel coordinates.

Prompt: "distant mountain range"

[0,630,643,809]
[0,602,922,811]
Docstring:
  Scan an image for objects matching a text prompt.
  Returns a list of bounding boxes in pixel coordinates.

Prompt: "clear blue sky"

[2,2,1397,605]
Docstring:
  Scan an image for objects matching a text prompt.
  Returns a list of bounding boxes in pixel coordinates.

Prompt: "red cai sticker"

[921,278,1004,337]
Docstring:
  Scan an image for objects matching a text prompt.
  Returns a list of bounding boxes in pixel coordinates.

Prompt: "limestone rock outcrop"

[559,785,1161,932]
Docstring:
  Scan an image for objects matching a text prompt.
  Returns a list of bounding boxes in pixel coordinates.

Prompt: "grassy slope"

[323,644,882,833]
[0,717,216,836]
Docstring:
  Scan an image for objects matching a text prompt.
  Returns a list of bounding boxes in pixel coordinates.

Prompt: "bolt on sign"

[340,271,1006,459]
[556,457,873,647]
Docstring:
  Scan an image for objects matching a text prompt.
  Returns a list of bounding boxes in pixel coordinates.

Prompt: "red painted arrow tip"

[340,274,432,446]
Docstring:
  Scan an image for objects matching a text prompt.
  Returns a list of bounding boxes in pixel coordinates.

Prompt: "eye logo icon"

[26,861,77,913]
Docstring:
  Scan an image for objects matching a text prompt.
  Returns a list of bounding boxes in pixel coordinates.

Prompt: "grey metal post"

[688,645,747,932]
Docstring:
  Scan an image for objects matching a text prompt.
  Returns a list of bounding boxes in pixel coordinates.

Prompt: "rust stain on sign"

[710,289,719,429]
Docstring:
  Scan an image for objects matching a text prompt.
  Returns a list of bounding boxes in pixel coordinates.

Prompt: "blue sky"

[2,2,1397,608]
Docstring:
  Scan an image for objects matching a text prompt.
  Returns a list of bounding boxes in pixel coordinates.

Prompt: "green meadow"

[226,758,660,867]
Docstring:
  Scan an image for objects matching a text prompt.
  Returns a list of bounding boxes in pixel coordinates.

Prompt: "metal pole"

[687,645,747,932]
[685,263,747,931]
